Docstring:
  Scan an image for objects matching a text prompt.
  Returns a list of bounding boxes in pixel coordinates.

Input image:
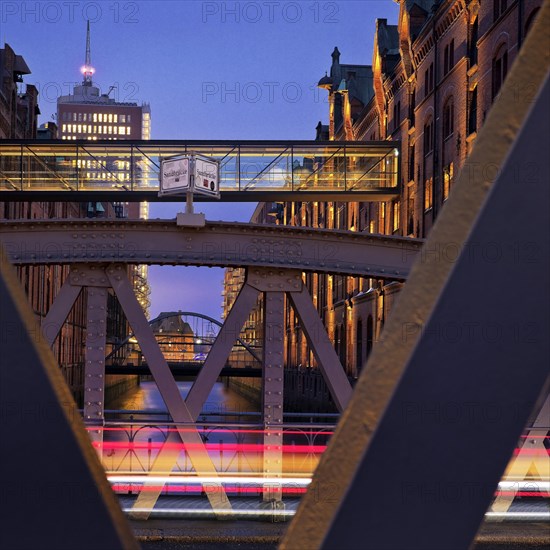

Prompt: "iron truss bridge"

[0,139,400,202]
[0,219,421,280]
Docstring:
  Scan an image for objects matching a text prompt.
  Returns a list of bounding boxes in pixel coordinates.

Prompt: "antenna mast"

[81,20,95,86]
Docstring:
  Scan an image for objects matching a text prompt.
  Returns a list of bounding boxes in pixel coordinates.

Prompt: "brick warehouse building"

[0,43,92,401]
[0,28,151,405]
[224,0,543,412]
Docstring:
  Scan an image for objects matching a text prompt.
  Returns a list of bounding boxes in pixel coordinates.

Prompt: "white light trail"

[109,474,311,486]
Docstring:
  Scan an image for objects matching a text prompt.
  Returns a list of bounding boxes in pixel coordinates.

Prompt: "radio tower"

[81,20,95,86]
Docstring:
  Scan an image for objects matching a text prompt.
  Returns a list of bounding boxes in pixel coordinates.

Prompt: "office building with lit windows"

[57,22,150,143]
[55,22,152,315]
[56,21,151,217]
[57,95,150,142]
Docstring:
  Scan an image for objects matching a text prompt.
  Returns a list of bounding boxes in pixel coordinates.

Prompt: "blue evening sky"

[1,0,398,320]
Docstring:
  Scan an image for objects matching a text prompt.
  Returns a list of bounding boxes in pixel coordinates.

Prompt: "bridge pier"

[84,285,108,454]
[262,291,285,503]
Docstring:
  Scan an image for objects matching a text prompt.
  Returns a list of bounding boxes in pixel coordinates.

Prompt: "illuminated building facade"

[151,315,195,363]
[57,22,150,144]
[223,0,542,411]
[56,22,152,315]
[0,44,91,401]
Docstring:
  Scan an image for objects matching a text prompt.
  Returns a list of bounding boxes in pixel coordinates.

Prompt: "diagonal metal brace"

[288,287,353,412]
[106,264,233,517]
[42,277,82,347]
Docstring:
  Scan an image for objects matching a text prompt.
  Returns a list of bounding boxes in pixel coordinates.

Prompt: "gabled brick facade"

[274,0,542,408]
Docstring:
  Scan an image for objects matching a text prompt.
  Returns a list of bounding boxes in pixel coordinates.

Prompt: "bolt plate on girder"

[247,267,303,292]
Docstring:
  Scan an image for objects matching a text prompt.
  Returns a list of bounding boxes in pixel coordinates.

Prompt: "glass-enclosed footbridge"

[0,139,399,202]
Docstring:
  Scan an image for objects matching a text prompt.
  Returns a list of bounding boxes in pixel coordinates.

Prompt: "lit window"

[62,124,67,132]
[62,135,66,140]
[114,114,118,123]
[119,126,126,135]
[113,126,118,134]
[99,114,103,122]
[108,126,112,134]
[379,202,386,234]
[108,113,113,123]
[424,177,433,211]
[93,113,97,122]
[126,126,131,134]
[73,113,77,121]
[392,201,400,232]
[77,125,82,133]
[443,163,454,201]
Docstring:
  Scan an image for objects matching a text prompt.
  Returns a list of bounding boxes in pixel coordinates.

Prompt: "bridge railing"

[0,140,399,200]
[89,413,549,519]
[94,412,336,501]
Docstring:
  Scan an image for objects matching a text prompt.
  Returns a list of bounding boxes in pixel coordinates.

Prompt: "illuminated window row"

[62,136,120,141]
[61,112,131,123]
[84,172,131,181]
[72,160,130,170]
[62,124,131,135]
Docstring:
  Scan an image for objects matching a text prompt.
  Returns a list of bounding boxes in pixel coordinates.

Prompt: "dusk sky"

[2,0,398,320]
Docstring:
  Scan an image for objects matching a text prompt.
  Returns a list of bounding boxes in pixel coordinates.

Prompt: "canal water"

[107,379,259,416]
[102,381,263,476]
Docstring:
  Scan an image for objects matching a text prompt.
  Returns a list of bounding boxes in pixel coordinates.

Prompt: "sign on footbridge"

[0,139,399,202]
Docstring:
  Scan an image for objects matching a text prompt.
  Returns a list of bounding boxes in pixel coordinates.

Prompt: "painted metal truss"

[39,263,354,518]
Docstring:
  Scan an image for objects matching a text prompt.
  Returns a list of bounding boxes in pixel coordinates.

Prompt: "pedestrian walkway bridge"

[0,139,399,202]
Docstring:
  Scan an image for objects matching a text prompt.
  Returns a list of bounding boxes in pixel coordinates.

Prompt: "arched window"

[492,44,508,100]
[443,97,454,139]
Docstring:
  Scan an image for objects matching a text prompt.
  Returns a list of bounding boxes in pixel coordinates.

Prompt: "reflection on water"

[108,380,258,415]
[101,380,270,477]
